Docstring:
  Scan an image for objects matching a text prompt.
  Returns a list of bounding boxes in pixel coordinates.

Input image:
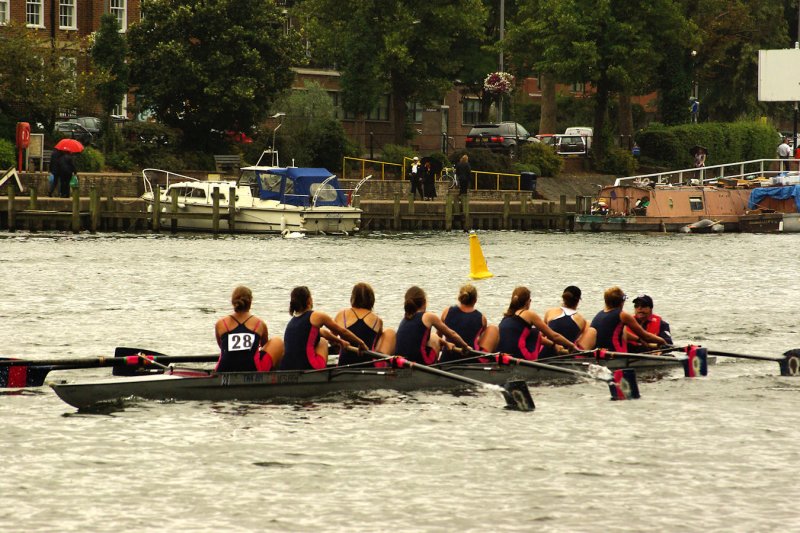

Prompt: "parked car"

[534,134,558,147]
[466,122,537,156]
[556,135,587,155]
[563,126,593,149]
[56,116,102,137]
[53,122,93,146]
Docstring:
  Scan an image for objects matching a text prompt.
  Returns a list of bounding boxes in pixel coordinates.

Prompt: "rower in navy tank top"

[279,286,369,371]
[395,286,471,365]
[334,283,396,366]
[215,285,284,372]
[583,286,666,351]
[540,286,588,358]
[439,284,499,363]
[496,287,579,361]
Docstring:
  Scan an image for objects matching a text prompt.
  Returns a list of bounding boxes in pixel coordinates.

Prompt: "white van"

[564,127,593,150]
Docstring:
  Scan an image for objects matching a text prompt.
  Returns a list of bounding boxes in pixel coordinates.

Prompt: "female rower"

[539,285,588,359]
[334,282,396,366]
[395,286,471,365]
[439,283,499,362]
[497,286,578,360]
[581,286,666,351]
[215,285,284,372]
[279,286,369,371]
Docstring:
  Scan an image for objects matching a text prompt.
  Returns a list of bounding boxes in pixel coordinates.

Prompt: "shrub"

[0,138,15,168]
[453,148,512,173]
[381,144,417,165]
[596,148,638,176]
[105,151,135,172]
[75,147,105,172]
[518,142,563,177]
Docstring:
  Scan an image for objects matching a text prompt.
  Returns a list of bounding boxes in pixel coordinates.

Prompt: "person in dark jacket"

[54,151,76,198]
[455,154,471,196]
[48,149,63,197]
[422,160,436,200]
[409,156,423,200]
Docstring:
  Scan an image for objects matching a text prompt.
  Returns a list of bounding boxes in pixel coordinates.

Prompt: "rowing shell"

[49,356,707,410]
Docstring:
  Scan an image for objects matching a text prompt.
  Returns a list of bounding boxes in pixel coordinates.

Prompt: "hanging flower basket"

[483,71,515,95]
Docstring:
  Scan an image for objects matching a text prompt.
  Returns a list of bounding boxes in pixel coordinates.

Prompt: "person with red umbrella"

[53,139,83,197]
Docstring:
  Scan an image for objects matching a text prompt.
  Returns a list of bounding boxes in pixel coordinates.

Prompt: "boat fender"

[779,349,800,376]
[682,345,708,377]
[280,215,286,232]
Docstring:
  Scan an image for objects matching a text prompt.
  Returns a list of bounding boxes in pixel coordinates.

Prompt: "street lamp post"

[271,112,285,167]
[498,0,505,122]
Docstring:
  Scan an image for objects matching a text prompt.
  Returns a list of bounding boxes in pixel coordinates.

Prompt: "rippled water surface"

[1,230,799,532]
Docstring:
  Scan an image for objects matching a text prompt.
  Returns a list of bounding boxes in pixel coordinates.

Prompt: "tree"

[0,22,97,133]
[128,0,303,149]
[298,0,487,145]
[91,14,129,152]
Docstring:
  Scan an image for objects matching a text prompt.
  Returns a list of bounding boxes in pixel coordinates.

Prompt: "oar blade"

[501,380,535,411]
[681,346,708,378]
[608,369,640,400]
[0,361,52,388]
[112,347,168,376]
[779,349,800,376]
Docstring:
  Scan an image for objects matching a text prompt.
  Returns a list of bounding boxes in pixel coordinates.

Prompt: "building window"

[113,95,128,118]
[26,0,43,27]
[462,98,481,125]
[689,197,704,211]
[0,1,9,24]
[59,0,76,29]
[407,102,423,124]
[571,82,586,94]
[110,0,127,31]
[366,95,390,121]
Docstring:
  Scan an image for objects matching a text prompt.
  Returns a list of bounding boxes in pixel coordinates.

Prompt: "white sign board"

[758,49,800,101]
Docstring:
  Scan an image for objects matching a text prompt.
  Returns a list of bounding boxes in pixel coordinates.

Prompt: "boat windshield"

[259,172,292,195]
[310,182,337,202]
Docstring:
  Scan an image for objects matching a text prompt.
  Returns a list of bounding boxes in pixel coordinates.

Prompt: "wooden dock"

[1,185,581,234]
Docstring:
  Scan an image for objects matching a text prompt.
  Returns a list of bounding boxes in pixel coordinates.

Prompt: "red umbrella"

[54,138,85,153]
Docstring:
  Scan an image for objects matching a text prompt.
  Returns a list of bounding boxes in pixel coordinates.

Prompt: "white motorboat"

[141,155,366,234]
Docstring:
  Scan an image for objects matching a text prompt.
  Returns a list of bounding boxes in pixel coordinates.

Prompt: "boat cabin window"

[259,172,292,195]
[310,182,337,202]
[689,196,704,211]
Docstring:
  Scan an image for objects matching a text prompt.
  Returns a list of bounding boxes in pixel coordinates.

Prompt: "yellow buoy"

[469,233,493,279]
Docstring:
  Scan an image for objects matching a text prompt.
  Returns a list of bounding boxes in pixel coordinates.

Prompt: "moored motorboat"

[141,154,366,234]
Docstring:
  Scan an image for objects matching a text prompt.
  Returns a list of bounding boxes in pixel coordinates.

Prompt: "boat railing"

[142,168,200,196]
[614,158,800,187]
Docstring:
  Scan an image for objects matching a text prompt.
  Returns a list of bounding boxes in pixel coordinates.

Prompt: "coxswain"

[395,286,470,365]
[497,287,578,360]
[624,294,673,352]
[439,284,499,362]
[215,285,284,372]
[539,285,588,359]
[581,286,666,351]
[334,282,396,366]
[279,286,368,371]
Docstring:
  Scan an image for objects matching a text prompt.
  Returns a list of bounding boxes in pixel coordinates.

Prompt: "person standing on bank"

[409,156,424,200]
[215,285,284,372]
[422,160,437,200]
[455,154,471,196]
[280,286,368,371]
[778,138,792,159]
[54,150,76,198]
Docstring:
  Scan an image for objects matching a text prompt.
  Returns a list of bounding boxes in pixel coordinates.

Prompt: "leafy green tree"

[297,0,487,144]
[91,14,129,152]
[0,22,97,133]
[128,0,303,149]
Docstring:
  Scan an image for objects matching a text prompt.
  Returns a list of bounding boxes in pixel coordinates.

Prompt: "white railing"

[142,168,201,196]
[614,159,800,187]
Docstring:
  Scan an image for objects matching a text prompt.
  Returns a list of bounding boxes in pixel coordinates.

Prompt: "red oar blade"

[608,369,640,400]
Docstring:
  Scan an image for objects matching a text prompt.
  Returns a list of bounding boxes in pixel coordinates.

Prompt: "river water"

[1,230,799,532]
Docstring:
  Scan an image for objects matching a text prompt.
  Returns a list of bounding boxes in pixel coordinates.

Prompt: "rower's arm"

[426,313,469,350]
[314,311,369,351]
[621,312,665,345]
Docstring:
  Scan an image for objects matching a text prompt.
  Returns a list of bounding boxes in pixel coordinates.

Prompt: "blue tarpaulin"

[748,185,800,212]
[258,167,348,207]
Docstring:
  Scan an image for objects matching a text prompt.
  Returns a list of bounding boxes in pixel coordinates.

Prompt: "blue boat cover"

[259,167,348,207]
[748,185,800,212]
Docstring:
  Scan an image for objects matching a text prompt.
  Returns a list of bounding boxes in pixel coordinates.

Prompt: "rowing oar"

[473,351,640,400]
[705,347,800,376]
[0,349,218,388]
[594,346,707,378]
[356,348,535,411]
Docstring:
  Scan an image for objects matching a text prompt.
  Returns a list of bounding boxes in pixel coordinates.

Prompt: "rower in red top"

[334,282,396,366]
[582,286,666,351]
[624,294,673,352]
[539,285,588,358]
[395,286,470,365]
[497,286,578,360]
[439,283,499,362]
[215,285,284,372]
[279,286,369,371]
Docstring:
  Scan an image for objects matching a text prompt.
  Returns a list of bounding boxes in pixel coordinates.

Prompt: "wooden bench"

[214,154,242,173]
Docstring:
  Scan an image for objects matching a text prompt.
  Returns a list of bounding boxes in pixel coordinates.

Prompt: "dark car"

[466,122,536,156]
[74,116,102,137]
[555,135,587,155]
[53,122,93,146]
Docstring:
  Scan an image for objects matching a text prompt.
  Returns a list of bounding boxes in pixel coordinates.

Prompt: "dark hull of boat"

[50,357,701,409]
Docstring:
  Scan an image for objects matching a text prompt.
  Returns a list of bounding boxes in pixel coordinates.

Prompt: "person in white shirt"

[777,138,792,159]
